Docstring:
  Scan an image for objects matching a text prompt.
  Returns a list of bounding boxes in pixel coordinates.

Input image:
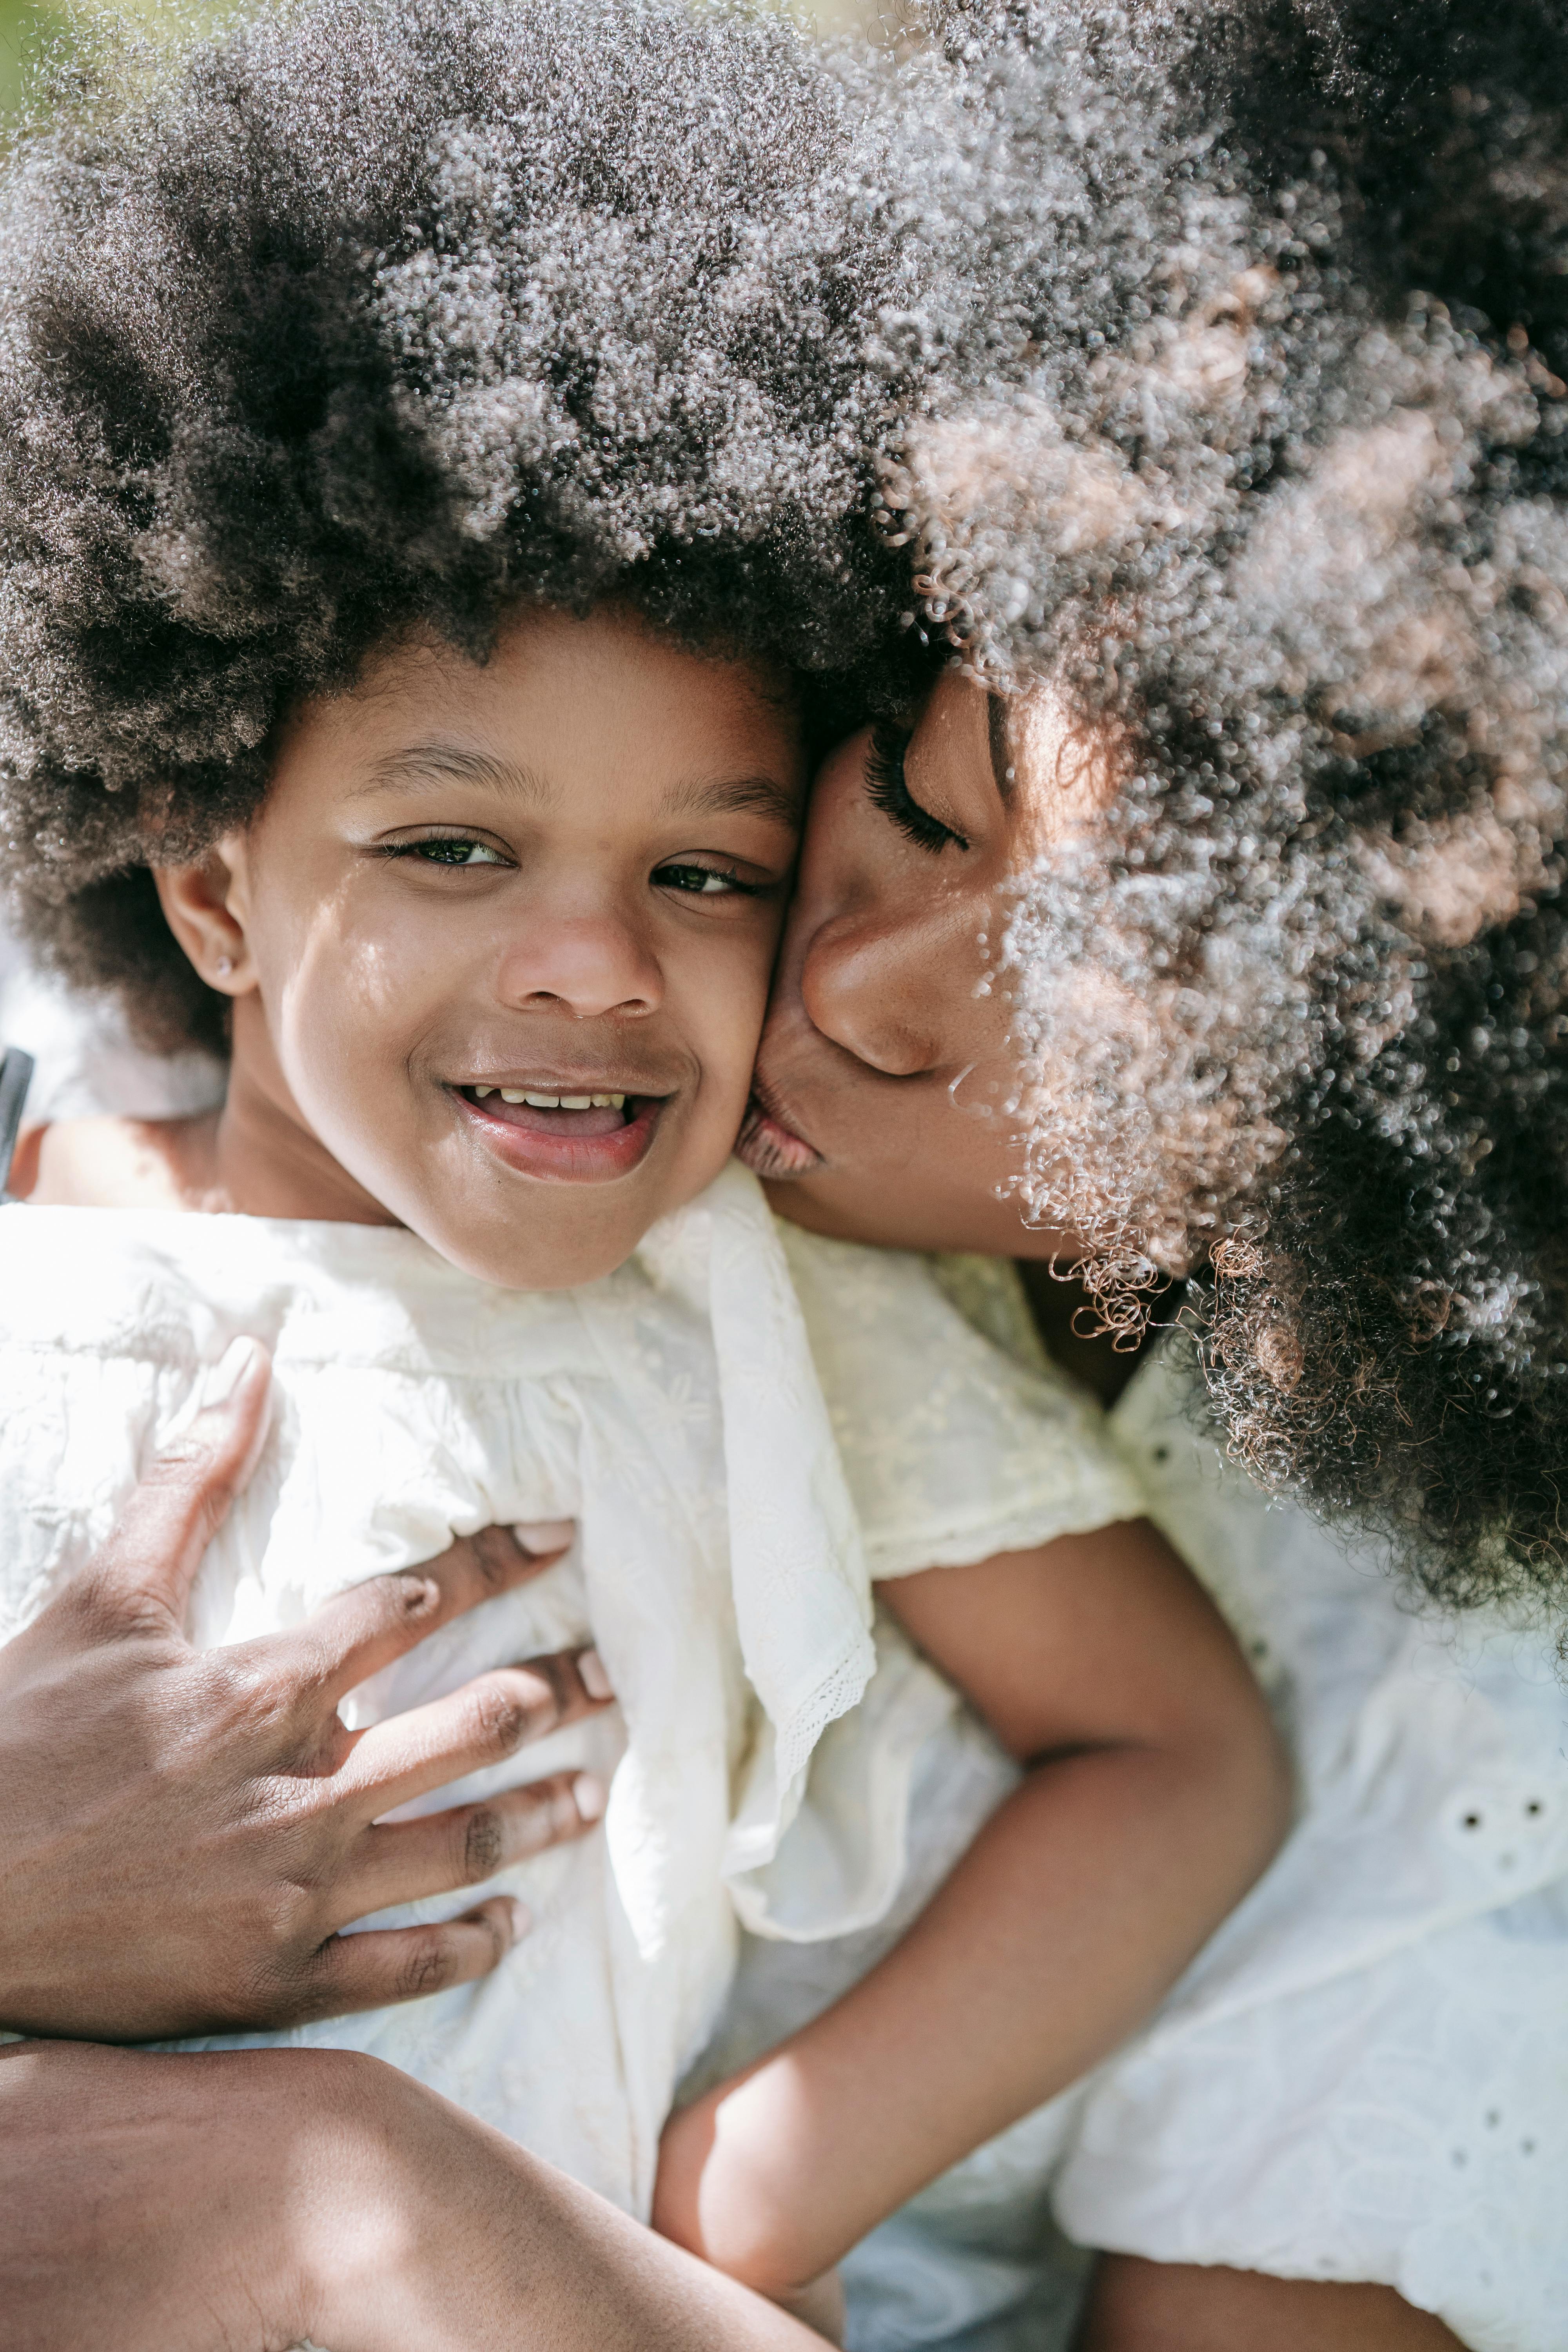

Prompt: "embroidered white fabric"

[0,1171,1140,2237]
[778,1225,1147,1580]
[0,1165,888,2217]
[696,1267,1568,2352]
[10,951,1560,2344]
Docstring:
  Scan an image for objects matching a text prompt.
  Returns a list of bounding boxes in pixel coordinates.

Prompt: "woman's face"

[741,671,1123,1257]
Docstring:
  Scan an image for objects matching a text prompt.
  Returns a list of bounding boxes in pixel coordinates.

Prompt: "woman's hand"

[0,2040,836,2352]
[0,1339,612,2040]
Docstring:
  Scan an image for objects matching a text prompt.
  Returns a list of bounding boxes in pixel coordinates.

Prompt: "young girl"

[0,0,1285,2325]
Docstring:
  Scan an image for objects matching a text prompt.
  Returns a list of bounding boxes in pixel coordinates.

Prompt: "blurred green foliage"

[0,1,248,131]
[0,0,73,123]
[0,0,884,139]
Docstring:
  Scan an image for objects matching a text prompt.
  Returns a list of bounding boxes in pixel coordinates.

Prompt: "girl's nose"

[495,913,662,1021]
[799,910,942,1076]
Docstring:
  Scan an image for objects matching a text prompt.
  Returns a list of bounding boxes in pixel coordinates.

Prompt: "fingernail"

[514,1518,575,1557]
[200,1336,264,1409]
[578,1646,613,1702]
[506,1898,532,1942]
[572,1771,607,1824]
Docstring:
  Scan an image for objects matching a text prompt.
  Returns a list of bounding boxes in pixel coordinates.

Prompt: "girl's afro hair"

[0,0,928,1053]
[884,0,1568,1612]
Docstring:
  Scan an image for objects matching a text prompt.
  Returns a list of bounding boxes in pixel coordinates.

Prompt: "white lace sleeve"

[778,1223,1147,1581]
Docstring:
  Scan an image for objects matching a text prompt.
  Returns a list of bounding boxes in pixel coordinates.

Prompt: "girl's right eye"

[865,721,970,855]
[388,837,509,867]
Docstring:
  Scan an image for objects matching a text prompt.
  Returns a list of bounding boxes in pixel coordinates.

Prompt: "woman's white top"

[702,1258,1568,2352]
[0,1167,1140,2219]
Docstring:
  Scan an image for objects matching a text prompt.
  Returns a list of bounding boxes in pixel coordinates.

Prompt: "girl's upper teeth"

[470,1086,626,1110]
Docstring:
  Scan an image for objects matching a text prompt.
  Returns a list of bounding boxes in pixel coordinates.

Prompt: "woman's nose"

[494,911,662,1021]
[799,910,942,1076]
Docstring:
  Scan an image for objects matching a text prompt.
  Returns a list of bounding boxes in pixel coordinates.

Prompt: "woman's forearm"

[319,2074,838,2352]
[0,2040,830,2352]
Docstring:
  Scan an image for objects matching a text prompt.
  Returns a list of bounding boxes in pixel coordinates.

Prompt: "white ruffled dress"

[707,1250,1568,2352]
[0,1166,1138,2218]
[12,951,1563,2343]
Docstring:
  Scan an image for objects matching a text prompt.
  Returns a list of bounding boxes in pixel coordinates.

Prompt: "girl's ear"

[153,844,253,995]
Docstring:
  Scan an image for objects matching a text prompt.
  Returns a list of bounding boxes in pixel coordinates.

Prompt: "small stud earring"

[215,955,234,978]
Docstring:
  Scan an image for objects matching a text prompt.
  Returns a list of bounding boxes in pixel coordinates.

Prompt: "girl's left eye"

[392,838,508,867]
[653,861,753,897]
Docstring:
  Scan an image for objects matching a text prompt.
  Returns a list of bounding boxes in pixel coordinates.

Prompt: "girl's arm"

[0,2039,833,2352]
[653,1520,1291,2303]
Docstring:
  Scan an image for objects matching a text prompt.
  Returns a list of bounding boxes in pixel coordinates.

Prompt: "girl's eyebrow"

[355,745,801,830]
[660,774,803,829]
[353,744,544,799]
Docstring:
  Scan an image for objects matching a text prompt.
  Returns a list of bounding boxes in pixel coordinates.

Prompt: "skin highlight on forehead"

[1002,685,1128,857]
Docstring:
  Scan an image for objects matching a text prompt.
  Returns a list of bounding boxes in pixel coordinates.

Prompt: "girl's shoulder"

[775,1220,1147,1579]
[0,1190,598,1385]
[776,1219,1071,1405]
[14,1113,208,1209]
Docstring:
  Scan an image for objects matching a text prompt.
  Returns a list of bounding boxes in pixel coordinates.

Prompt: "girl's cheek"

[692,961,773,1106]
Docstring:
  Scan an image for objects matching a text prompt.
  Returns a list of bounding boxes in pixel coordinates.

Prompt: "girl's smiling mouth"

[452,1081,666,1181]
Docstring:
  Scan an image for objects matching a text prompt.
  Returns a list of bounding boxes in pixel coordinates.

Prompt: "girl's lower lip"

[735,1096,822,1178]
[452,1089,663,1182]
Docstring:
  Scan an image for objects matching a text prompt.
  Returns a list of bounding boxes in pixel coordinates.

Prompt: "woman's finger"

[338,1648,612,1813]
[339,1769,607,1921]
[290,1897,526,2023]
[271,1523,575,1704]
[75,1339,273,1637]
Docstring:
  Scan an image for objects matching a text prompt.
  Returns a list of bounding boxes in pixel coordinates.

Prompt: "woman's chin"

[759,1160,1064,1260]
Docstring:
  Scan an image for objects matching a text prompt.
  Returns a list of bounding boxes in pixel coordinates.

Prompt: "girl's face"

[160,606,802,1287]
[741,671,1125,1257]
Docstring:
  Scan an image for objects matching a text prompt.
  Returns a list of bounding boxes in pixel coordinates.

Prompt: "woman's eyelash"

[866,720,969,853]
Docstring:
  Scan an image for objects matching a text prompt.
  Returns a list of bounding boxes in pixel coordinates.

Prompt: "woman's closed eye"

[866,720,970,855]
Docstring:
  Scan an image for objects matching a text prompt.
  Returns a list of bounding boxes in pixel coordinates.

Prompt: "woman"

[757,16,1568,2337]
[725,672,1567,2352]
[3,1,1564,2347]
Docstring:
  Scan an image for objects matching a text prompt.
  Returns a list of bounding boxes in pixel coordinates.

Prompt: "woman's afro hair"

[884,0,1568,1613]
[0,0,929,1054]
